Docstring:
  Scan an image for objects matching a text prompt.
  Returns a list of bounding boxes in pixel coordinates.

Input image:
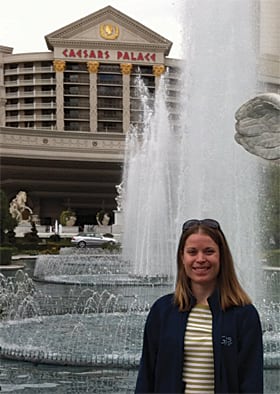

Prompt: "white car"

[71,233,117,248]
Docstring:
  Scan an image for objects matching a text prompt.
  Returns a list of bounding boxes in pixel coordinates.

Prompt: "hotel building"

[0,6,182,226]
[0,3,279,227]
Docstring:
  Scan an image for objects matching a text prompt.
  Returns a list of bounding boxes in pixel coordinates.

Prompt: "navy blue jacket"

[135,290,263,393]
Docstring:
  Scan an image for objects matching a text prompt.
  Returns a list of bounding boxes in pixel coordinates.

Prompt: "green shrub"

[49,234,61,242]
[6,229,17,245]
[266,249,280,267]
[15,243,40,252]
[102,241,121,252]
[103,233,114,238]
[0,190,18,244]
[0,247,14,265]
[23,222,40,243]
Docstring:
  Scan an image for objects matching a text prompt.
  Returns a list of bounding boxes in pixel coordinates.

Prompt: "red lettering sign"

[89,50,96,58]
[131,52,137,61]
[62,49,156,63]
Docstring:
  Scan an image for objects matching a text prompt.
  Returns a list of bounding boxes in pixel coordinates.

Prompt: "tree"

[0,190,18,244]
[24,221,40,243]
[261,164,280,249]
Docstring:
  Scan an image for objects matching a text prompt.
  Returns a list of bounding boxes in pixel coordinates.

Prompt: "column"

[53,60,65,131]
[87,61,99,133]
[153,64,165,89]
[120,63,132,133]
[0,63,6,127]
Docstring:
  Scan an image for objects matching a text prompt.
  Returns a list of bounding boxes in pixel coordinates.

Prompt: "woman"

[135,219,263,393]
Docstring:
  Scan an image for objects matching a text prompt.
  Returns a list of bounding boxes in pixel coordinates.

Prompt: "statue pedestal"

[94,225,111,235]
[112,210,123,241]
[15,223,32,237]
[114,210,123,225]
[60,226,79,235]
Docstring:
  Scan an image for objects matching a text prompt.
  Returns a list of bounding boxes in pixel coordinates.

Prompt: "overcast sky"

[1,0,184,58]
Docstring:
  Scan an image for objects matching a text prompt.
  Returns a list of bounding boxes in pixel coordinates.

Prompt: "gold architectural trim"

[153,64,165,77]
[87,61,100,73]
[120,63,133,75]
[99,23,120,40]
[53,60,66,72]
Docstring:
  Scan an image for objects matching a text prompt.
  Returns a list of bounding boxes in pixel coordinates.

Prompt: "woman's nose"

[196,252,206,262]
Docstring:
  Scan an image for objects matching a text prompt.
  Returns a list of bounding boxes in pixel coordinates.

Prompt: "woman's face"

[182,231,220,289]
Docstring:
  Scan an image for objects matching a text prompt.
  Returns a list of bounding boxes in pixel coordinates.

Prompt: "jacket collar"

[189,287,221,315]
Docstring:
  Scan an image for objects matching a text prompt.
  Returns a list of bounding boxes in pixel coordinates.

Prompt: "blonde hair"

[174,223,251,312]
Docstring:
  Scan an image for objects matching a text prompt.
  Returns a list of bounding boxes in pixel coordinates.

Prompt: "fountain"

[0,1,279,392]
[122,75,179,279]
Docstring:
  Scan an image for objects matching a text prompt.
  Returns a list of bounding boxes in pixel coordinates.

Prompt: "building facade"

[259,0,280,92]
[0,6,181,226]
[0,3,279,228]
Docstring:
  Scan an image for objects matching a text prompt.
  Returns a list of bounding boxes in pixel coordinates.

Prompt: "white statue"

[9,191,33,223]
[96,211,110,226]
[235,93,280,161]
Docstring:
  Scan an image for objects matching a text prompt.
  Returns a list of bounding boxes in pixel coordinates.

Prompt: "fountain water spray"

[122,0,263,301]
[176,0,263,301]
[122,75,180,279]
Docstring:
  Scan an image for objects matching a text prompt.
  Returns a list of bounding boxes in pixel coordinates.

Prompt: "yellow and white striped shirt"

[183,304,214,393]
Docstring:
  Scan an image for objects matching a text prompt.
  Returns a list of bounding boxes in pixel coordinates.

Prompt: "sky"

[1,0,184,59]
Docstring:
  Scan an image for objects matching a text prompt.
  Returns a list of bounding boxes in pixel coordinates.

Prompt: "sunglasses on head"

[182,219,221,232]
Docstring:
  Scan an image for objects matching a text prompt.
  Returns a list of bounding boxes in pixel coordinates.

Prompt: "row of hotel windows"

[5,121,123,132]
[4,61,180,131]
[4,61,180,76]
[5,74,159,88]
[5,85,178,100]
[4,61,180,89]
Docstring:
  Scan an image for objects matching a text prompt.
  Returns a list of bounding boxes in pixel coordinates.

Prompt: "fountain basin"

[0,312,146,367]
[0,312,279,369]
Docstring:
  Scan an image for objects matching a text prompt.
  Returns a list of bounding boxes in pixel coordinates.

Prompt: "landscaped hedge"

[14,239,72,255]
[0,247,14,265]
[266,249,280,267]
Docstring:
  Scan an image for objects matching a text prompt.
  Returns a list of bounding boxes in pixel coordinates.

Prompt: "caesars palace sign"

[59,48,159,63]
[54,24,165,63]
[55,23,164,64]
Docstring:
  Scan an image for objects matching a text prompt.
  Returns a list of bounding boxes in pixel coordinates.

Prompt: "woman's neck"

[192,283,216,305]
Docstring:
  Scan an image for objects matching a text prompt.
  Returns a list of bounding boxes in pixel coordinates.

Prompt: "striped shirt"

[183,304,214,393]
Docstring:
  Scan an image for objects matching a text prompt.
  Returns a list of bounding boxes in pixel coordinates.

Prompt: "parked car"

[71,233,117,248]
